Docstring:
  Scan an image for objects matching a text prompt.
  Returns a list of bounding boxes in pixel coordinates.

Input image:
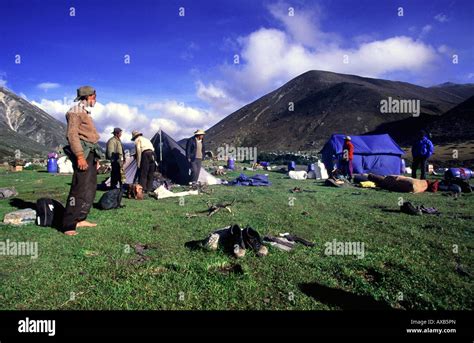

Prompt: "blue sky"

[0,0,473,140]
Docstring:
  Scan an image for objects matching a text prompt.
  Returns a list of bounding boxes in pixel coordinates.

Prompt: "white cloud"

[31,98,212,142]
[437,44,455,56]
[419,25,433,39]
[434,13,448,23]
[467,73,474,79]
[267,1,341,50]
[0,72,6,87]
[37,82,60,91]
[200,2,439,108]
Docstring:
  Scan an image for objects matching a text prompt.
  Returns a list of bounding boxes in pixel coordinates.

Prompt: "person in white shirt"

[131,130,155,193]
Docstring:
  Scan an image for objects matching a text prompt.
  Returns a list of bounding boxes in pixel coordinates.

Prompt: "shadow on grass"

[9,198,36,210]
[299,282,394,310]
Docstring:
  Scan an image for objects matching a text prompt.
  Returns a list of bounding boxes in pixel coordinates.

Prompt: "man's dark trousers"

[139,150,155,192]
[62,152,97,232]
[190,158,202,182]
[411,157,427,179]
[110,161,122,189]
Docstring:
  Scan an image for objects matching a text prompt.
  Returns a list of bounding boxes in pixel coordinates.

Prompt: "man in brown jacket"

[62,86,102,236]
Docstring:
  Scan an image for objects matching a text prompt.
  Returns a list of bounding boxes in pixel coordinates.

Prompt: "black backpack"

[98,189,123,210]
[36,198,65,228]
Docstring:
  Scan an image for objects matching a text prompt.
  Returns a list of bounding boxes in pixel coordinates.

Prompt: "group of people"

[339,132,434,181]
[59,85,436,236]
[61,85,206,236]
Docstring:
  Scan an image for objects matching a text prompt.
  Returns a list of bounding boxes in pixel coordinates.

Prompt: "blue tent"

[320,134,404,176]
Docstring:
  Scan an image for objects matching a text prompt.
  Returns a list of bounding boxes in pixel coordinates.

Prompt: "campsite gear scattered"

[213,166,226,176]
[9,159,26,172]
[400,201,422,216]
[227,158,235,170]
[427,180,439,192]
[400,201,440,216]
[400,159,406,174]
[57,156,74,174]
[230,224,246,258]
[153,185,198,200]
[368,174,429,193]
[353,174,369,183]
[433,167,448,176]
[359,181,376,188]
[442,178,472,193]
[419,205,440,215]
[315,160,329,179]
[260,162,270,168]
[36,198,65,227]
[0,187,18,199]
[279,233,315,247]
[97,189,123,210]
[445,168,473,180]
[307,164,315,172]
[288,170,307,180]
[229,174,271,186]
[188,225,267,258]
[242,226,268,257]
[438,182,462,194]
[185,199,235,218]
[321,134,404,176]
[324,178,351,188]
[3,208,36,225]
[288,161,296,171]
[263,236,295,252]
[127,183,144,200]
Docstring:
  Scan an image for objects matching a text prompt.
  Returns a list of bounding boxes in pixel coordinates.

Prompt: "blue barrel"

[307,163,315,172]
[288,161,296,171]
[227,158,235,170]
[47,158,58,173]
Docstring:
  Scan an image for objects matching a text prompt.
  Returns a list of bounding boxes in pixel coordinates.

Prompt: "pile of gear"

[186,224,268,258]
[186,225,316,257]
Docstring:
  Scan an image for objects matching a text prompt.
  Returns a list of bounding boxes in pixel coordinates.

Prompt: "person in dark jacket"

[411,130,434,180]
[186,129,206,183]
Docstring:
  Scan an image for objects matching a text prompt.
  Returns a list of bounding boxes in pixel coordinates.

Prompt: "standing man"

[186,129,206,183]
[341,136,354,181]
[411,130,434,180]
[106,128,125,189]
[62,86,103,236]
[131,130,155,193]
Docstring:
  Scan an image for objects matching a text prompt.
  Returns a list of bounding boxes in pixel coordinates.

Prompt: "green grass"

[0,166,472,310]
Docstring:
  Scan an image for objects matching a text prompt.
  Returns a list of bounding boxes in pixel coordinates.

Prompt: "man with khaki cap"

[131,130,155,193]
[62,86,103,235]
[186,129,206,183]
[106,127,125,189]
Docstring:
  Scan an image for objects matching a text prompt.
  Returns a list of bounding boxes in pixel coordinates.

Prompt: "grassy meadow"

[0,165,472,310]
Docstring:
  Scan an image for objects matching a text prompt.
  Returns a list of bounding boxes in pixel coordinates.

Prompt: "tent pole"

[159,130,163,174]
